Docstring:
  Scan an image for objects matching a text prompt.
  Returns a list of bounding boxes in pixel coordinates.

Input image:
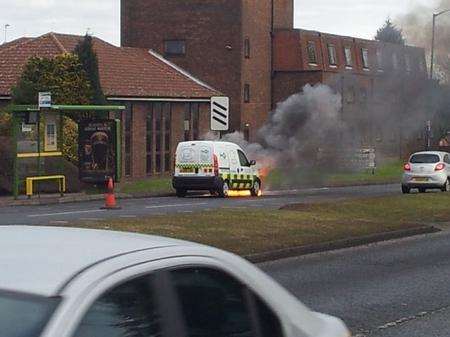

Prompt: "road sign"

[211,96,229,131]
[38,92,52,108]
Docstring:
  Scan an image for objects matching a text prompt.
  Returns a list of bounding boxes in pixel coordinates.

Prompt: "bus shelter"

[8,105,125,199]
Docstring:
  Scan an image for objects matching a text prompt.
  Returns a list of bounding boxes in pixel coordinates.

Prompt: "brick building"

[0,33,220,182]
[121,0,429,151]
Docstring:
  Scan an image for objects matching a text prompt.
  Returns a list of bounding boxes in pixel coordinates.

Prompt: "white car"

[0,226,349,337]
[402,151,450,194]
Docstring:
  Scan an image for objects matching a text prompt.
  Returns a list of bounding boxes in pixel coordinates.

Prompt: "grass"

[118,177,173,195]
[265,160,402,190]
[71,193,450,256]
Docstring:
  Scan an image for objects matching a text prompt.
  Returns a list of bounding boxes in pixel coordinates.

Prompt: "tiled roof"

[0,32,219,98]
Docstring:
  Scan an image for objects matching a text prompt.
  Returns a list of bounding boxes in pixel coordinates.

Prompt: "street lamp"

[430,9,450,79]
[3,24,10,44]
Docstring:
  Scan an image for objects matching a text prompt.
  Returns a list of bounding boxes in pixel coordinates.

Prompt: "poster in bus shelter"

[78,120,119,184]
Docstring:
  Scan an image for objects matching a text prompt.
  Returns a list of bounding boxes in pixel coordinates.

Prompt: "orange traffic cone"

[101,177,121,210]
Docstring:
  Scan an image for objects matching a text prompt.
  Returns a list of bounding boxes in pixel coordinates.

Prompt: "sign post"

[211,96,229,131]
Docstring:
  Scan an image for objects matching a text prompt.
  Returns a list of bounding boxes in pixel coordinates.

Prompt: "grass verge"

[118,177,173,195]
[266,160,402,189]
[71,193,449,256]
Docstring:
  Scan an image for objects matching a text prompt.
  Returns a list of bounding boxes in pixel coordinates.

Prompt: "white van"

[172,141,261,197]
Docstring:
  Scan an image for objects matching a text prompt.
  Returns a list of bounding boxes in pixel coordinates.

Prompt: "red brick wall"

[121,0,243,132]
[241,0,272,140]
[273,0,294,29]
[272,71,323,105]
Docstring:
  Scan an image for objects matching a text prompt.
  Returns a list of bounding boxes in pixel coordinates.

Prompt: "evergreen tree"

[75,34,106,105]
[375,19,406,45]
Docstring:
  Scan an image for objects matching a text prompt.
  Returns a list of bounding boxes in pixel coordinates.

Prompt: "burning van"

[172,141,261,198]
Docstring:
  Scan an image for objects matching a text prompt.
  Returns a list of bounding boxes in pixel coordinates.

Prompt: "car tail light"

[404,163,411,171]
[435,163,446,171]
[213,154,219,176]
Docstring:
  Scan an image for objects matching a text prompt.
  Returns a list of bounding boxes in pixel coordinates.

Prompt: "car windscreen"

[0,291,59,337]
[410,154,440,164]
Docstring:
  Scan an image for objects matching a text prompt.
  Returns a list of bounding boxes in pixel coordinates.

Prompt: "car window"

[171,267,256,337]
[0,292,59,337]
[238,150,250,167]
[444,155,450,164]
[72,275,162,337]
[255,296,284,337]
[410,154,440,164]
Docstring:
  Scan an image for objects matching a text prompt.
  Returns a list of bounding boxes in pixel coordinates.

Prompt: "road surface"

[261,228,450,337]
[0,184,399,225]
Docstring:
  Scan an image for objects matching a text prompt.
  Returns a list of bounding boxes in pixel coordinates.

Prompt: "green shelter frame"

[8,104,125,199]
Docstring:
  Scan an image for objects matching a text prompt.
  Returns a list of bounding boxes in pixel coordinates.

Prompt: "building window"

[392,52,398,70]
[307,41,317,65]
[146,106,153,175]
[361,48,370,69]
[124,104,132,177]
[344,46,352,68]
[146,103,172,175]
[244,38,250,59]
[327,44,338,66]
[164,40,186,56]
[376,49,383,71]
[244,84,250,103]
[405,54,411,72]
[184,103,200,141]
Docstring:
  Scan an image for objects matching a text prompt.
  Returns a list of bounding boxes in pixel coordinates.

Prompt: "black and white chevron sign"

[210,96,229,131]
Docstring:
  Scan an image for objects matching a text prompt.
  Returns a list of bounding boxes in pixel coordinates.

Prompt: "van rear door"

[175,142,214,176]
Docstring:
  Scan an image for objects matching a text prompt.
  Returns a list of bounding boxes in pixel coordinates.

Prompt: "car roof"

[0,226,195,297]
[177,140,239,148]
[410,151,448,157]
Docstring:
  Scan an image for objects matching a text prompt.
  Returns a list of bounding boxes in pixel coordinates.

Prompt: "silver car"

[0,226,349,337]
[402,151,450,193]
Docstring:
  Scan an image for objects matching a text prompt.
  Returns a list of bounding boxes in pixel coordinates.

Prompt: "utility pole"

[3,24,10,44]
[430,10,450,80]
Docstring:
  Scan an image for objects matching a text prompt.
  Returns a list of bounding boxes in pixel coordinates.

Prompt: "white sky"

[0,0,437,47]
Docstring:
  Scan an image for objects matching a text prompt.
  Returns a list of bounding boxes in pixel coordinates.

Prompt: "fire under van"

[172,141,261,197]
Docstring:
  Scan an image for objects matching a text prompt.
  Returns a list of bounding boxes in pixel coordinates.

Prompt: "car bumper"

[402,172,447,188]
[172,176,222,191]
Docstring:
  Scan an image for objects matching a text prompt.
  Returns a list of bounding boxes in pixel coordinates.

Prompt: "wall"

[272,0,294,29]
[241,0,272,140]
[121,0,243,132]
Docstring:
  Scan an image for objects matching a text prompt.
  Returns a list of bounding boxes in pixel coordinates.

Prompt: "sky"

[0,0,436,47]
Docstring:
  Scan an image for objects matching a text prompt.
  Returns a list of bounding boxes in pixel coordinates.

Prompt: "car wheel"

[418,187,426,193]
[250,179,261,197]
[176,189,187,198]
[218,180,230,198]
[441,179,450,192]
[401,185,410,194]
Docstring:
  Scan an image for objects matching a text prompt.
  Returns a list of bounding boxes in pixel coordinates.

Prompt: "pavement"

[0,183,399,225]
[261,228,450,337]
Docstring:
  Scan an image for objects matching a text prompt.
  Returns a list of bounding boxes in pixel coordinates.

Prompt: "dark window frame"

[244,37,250,59]
[164,40,186,56]
[327,43,338,66]
[124,104,133,177]
[244,84,251,103]
[307,41,317,65]
[343,46,353,67]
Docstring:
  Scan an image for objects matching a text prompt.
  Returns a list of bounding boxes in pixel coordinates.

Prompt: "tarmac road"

[0,184,399,225]
[261,228,450,337]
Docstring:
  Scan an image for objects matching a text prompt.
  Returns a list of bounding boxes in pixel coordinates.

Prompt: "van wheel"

[176,189,187,198]
[401,185,410,194]
[251,179,261,197]
[441,179,450,192]
[218,181,230,198]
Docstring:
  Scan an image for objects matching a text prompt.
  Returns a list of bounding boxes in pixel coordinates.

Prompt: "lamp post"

[3,24,10,44]
[430,10,450,79]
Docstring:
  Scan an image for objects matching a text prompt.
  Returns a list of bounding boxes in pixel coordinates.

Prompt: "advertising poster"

[79,120,117,184]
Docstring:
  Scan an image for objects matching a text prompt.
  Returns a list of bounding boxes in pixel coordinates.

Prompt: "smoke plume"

[397,0,450,81]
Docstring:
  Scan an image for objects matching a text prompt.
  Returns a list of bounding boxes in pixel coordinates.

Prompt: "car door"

[444,154,450,177]
[237,149,253,189]
[168,266,285,337]
[228,148,240,189]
